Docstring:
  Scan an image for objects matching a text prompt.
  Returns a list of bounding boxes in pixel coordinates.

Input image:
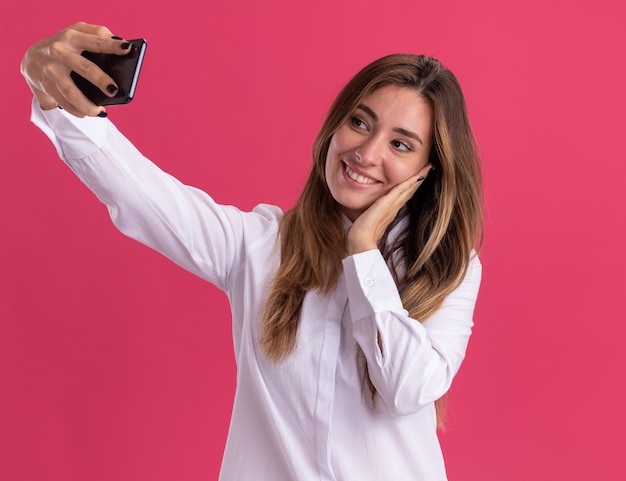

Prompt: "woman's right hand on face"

[21,22,132,118]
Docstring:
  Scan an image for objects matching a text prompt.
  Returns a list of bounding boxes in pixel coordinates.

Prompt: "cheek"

[327,125,354,155]
[385,163,418,186]
[387,154,430,184]
[325,138,343,174]
[324,149,334,179]
[324,152,338,192]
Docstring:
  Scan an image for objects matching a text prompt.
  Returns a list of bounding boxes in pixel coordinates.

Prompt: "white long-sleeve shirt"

[31,100,482,481]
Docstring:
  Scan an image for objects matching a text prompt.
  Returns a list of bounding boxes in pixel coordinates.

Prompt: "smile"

[344,163,377,185]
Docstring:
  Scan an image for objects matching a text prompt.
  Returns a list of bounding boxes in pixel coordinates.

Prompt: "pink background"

[2,0,625,479]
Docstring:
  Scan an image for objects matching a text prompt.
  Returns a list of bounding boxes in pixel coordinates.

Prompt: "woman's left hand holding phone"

[21,22,131,118]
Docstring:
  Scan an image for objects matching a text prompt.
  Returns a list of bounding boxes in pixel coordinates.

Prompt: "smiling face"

[324,85,434,221]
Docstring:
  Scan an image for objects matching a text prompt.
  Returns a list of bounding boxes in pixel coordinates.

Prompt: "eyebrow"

[355,103,424,145]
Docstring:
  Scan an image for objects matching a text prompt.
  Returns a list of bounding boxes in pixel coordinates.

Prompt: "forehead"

[356,85,433,131]
[359,85,428,111]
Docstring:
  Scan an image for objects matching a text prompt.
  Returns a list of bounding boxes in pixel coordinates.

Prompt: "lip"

[341,161,380,188]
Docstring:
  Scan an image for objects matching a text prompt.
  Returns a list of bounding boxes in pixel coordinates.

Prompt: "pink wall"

[2,0,625,479]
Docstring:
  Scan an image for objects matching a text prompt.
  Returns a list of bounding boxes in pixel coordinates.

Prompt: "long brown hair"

[261,54,483,426]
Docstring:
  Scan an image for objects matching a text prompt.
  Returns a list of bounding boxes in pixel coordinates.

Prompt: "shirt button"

[364,277,374,286]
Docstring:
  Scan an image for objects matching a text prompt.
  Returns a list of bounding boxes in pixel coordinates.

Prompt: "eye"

[391,140,411,152]
[350,116,368,130]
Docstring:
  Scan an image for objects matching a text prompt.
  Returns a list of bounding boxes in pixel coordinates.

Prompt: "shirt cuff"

[342,249,406,322]
[30,97,111,161]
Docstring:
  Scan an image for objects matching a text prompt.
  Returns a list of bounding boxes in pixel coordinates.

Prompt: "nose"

[354,135,384,167]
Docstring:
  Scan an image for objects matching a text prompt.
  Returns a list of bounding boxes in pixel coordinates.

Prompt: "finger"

[386,183,420,214]
[395,163,434,196]
[40,78,85,117]
[58,23,132,56]
[415,162,435,182]
[28,84,58,111]
[72,51,121,98]
[40,74,85,117]
[387,172,424,202]
[56,102,87,119]
[70,21,113,37]
[43,63,106,117]
[47,40,120,102]
[381,163,434,211]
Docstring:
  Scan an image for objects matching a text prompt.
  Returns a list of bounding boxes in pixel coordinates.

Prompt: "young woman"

[22,22,483,481]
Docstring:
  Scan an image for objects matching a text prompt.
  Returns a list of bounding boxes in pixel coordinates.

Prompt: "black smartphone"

[71,38,147,106]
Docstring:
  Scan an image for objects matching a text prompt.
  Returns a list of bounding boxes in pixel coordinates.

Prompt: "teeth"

[345,164,376,185]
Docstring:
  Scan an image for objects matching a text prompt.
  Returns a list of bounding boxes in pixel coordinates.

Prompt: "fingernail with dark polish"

[107,84,118,94]
[120,42,131,50]
[97,110,108,118]
[417,176,426,182]
[111,35,124,40]
[57,105,63,110]
[430,166,436,172]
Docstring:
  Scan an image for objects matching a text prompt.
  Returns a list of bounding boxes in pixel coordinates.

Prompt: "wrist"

[347,238,378,256]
